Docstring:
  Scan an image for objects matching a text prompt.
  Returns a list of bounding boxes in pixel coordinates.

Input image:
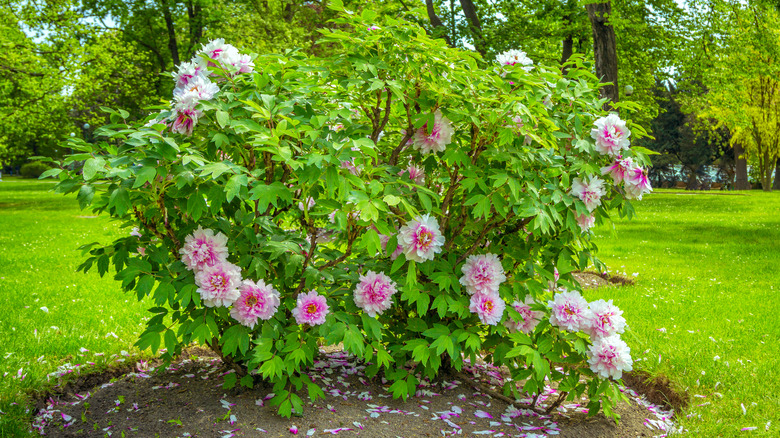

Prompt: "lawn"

[1,180,778,436]
[0,177,150,436]
[588,189,780,436]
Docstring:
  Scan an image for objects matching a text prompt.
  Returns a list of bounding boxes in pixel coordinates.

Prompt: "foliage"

[47,5,651,420]
[681,0,780,191]
[19,161,51,178]
[0,5,71,165]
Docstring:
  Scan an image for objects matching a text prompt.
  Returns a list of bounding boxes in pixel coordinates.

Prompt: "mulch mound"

[33,348,677,437]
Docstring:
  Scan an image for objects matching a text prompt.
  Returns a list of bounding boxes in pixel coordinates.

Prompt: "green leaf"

[133,167,157,188]
[216,110,230,129]
[225,174,248,202]
[164,330,177,353]
[82,157,105,180]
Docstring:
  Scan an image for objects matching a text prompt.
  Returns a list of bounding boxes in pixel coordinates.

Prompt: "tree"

[695,1,780,191]
[0,4,70,165]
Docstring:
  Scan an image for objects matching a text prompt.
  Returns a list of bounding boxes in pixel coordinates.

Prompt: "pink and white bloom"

[230,279,280,329]
[399,163,425,185]
[353,271,398,317]
[583,299,626,339]
[180,226,229,272]
[174,74,219,105]
[624,166,653,200]
[341,158,359,175]
[130,227,142,238]
[576,213,596,232]
[469,291,506,326]
[298,196,315,211]
[194,261,242,308]
[172,61,204,90]
[292,290,329,326]
[504,296,543,334]
[170,106,202,137]
[591,114,631,157]
[496,49,534,72]
[548,290,591,332]
[398,214,445,263]
[412,110,455,154]
[459,253,507,295]
[600,156,635,185]
[571,176,606,212]
[587,335,633,379]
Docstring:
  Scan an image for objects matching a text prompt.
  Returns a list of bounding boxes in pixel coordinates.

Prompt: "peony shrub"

[45,3,654,421]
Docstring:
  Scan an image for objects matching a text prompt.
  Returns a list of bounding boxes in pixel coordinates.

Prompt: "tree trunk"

[459,0,486,57]
[425,0,452,46]
[586,2,619,110]
[772,157,780,190]
[734,141,750,190]
[160,0,180,66]
[561,32,574,66]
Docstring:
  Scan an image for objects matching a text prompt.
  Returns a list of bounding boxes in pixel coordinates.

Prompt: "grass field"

[589,190,780,436]
[0,177,150,436]
[1,179,778,436]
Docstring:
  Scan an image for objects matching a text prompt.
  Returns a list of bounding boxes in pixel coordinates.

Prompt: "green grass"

[589,189,780,436]
[1,180,778,436]
[0,177,149,436]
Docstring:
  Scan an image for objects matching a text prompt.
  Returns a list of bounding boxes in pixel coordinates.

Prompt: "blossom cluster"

[496,49,534,72]
[572,114,653,232]
[460,253,507,326]
[547,290,632,379]
[179,226,328,328]
[157,39,254,136]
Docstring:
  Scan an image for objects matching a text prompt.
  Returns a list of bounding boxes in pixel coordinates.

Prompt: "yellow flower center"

[306,303,318,314]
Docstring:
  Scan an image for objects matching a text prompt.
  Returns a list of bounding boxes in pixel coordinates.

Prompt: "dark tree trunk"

[734,141,750,190]
[186,0,204,58]
[561,33,573,71]
[772,157,780,190]
[425,0,452,46]
[459,0,486,57]
[586,2,619,110]
[160,0,180,66]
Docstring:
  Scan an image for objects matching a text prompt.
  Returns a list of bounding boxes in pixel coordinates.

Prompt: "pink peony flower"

[412,110,455,154]
[292,290,329,326]
[600,156,635,185]
[194,261,242,308]
[571,176,606,212]
[230,279,280,329]
[548,290,591,332]
[180,226,230,272]
[624,166,653,200]
[398,214,445,263]
[575,213,596,232]
[587,335,633,379]
[459,253,507,295]
[298,196,315,211]
[469,291,506,326]
[496,49,534,72]
[504,296,543,334]
[353,271,397,317]
[399,163,425,185]
[341,158,359,175]
[174,74,219,105]
[172,61,204,90]
[130,227,142,238]
[170,106,202,137]
[583,299,626,339]
[591,114,631,157]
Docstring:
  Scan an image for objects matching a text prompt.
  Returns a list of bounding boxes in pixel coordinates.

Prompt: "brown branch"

[545,390,569,414]
[389,101,415,166]
[294,228,319,295]
[454,215,510,266]
[208,337,248,377]
[317,228,358,271]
